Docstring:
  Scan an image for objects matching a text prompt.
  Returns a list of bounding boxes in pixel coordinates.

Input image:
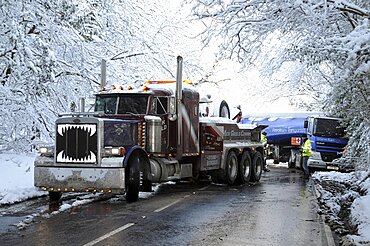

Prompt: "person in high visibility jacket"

[261,132,270,172]
[261,132,267,146]
[301,133,312,179]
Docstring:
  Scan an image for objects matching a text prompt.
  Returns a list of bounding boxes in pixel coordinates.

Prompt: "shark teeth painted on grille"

[57,124,96,137]
[56,151,97,163]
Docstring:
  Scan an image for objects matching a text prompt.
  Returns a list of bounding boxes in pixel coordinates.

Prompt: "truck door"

[181,90,199,154]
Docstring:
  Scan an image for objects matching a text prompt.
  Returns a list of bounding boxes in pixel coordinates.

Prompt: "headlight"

[104,147,126,157]
[310,151,321,160]
[38,146,54,157]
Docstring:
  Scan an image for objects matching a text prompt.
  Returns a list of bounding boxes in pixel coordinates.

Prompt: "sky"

[0,152,369,244]
[196,61,301,115]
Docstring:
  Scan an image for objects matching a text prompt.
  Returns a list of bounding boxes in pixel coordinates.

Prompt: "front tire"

[126,154,140,203]
[250,152,263,182]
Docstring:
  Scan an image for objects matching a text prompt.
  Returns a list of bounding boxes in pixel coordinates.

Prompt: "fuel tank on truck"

[240,113,318,145]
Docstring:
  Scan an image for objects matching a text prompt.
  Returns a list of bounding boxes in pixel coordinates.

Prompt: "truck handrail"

[58,112,103,117]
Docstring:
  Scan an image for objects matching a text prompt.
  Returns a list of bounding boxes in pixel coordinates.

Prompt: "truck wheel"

[49,191,62,203]
[225,151,238,185]
[295,154,303,170]
[288,154,295,168]
[125,154,140,203]
[251,152,263,182]
[236,151,252,184]
[273,158,279,164]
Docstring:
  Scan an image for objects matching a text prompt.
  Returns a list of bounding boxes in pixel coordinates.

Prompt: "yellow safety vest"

[261,134,267,145]
[302,139,312,157]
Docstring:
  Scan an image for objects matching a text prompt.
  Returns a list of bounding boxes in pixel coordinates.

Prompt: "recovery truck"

[34,56,265,203]
[241,114,349,171]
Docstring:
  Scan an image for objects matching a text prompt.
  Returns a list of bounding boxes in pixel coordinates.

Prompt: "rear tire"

[251,152,263,182]
[295,154,303,170]
[225,151,238,185]
[126,154,140,203]
[236,151,252,184]
[288,153,295,168]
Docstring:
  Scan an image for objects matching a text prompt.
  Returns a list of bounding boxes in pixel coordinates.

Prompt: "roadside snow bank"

[348,170,370,245]
[0,153,46,204]
[313,170,370,245]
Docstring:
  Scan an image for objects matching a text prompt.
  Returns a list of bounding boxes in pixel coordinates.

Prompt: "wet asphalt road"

[0,164,331,246]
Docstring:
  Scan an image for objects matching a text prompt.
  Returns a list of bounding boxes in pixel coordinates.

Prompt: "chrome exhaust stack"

[175,56,183,160]
[79,98,85,112]
[100,59,107,90]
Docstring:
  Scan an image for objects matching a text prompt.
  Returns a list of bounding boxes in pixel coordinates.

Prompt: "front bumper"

[307,159,354,172]
[34,166,126,194]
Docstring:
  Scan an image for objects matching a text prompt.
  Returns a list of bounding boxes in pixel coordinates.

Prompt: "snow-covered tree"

[191,0,370,169]
[0,0,204,152]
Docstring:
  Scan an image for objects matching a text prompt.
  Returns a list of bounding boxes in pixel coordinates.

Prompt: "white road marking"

[83,223,135,246]
[154,195,190,213]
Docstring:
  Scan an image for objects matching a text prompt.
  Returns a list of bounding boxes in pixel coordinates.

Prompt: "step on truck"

[34,56,266,203]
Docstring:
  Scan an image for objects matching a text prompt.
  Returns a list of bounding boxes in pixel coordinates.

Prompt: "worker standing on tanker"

[261,132,270,172]
[301,134,312,179]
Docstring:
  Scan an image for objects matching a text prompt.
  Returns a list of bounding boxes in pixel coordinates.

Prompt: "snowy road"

[0,164,333,246]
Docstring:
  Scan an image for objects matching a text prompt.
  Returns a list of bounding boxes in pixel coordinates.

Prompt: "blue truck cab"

[304,116,350,171]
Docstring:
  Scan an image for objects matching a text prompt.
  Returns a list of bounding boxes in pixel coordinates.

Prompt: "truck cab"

[304,116,350,171]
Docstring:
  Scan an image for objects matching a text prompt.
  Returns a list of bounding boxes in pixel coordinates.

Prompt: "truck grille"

[56,124,98,163]
[321,152,340,162]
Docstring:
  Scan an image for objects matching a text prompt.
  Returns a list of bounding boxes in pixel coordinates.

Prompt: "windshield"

[313,118,346,138]
[95,94,149,115]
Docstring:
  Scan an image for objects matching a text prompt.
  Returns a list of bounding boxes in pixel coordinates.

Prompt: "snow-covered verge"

[313,170,370,245]
[0,153,46,205]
